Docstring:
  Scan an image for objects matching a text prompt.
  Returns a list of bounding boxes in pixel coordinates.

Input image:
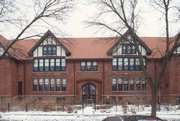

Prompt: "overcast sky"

[0,0,180,39]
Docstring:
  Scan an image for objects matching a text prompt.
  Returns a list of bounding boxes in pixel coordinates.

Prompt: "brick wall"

[0,56,180,105]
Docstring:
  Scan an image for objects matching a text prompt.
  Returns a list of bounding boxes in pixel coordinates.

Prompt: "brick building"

[0,30,179,105]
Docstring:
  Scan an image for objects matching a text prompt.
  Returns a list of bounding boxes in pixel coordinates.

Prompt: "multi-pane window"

[62,79,66,91]
[112,58,117,71]
[50,79,55,91]
[44,79,49,91]
[135,58,140,70]
[34,60,38,72]
[39,59,44,72]
[124,78,128,91]
[56,79,60,91]
[45,59,49,71]
[118,58,123,70]
[39,79,43,91]
[124,58,128,71]
[136,78,140,91]
[112,77,146,91]
[81,62,86,71]
[55,59,61,71]
[80,61,98,71]
[33,79,38,91]
[130,78,134,90]
[142,78,146,90]
[33,58,66,72]
[50,59,55,71]
[112,57,146,71]
[118,78,122,91]
[61,59,66,71]
[33,78,66,92]
[112,78,117,91]
[122,45,136,54]
[129,58,135,71]
[43,46,56,55]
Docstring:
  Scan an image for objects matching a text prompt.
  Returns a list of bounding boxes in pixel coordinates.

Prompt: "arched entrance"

[82,83,96,104]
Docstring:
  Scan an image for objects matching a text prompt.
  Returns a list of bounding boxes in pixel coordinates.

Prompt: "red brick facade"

[0,31,179,105]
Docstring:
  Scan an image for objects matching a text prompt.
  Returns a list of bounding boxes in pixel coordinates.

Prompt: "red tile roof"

[0,34,175,60]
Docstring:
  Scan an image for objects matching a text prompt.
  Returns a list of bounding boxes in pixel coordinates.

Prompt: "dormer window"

[122,45,136,54]
[43,46,56,55]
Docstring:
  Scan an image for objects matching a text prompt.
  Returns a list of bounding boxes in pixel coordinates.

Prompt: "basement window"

[176,97,180,104]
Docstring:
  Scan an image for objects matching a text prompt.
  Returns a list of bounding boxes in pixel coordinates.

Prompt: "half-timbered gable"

[29,30,70,57]
[108,30,151,72]
[108,30,151,56]
[28,30,71,72]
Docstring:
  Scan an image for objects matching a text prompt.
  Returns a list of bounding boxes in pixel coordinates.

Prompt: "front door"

[82,83,96,104]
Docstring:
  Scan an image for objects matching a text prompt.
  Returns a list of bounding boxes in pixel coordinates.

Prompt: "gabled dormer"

[28,30,71,57]
[28,30,71,72]
[108,30,151,71]
[108,30,151,56]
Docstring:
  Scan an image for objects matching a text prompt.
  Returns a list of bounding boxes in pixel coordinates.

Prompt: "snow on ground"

[0,105,180,121]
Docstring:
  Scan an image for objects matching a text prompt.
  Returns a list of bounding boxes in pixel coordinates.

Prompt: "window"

[50,59,55,71]
[39,59,44,72]
[124,58,128,71]
[43,47,48,55]
[118,78,122,91]
[33,58,66,72]
[135,58,140,70]
[129,58,134,71]
[130,78,134,91]
[92,62,97,71]
[56,79,60,91]
[50,79,55,91]
[136,78,140,91]
[18,82,22,95]
[34,60,38,72]
[122,45,136,54]
[32,78,66,92]
[176,97,180,104]
[87,62,91,71]
[112,57,146,71]
[61,59,66,71]
[142,78,146,91]
[39,79,43,91]
[81,62,86,71]
[43,46,56,55]
[62,79,66,91]
[118,58,123,71]
[44,79,49,91]
[112,58,117,71]
[56,59,61,71]
[45,59,49,71]
[112,78,117,91]
[124,78,128,91]
[80,61,98,71]
[33,79,38,91]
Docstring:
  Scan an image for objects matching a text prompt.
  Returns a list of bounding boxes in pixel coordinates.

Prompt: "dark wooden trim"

[107,29,152,56]
[28,30,71,56]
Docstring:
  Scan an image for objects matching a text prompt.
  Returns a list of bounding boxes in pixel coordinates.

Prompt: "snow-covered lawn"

[0,105,180,121]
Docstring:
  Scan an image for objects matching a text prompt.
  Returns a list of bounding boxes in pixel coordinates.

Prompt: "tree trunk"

[151,86,157,117]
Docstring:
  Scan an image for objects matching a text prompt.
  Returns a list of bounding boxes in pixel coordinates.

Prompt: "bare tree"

[86,0,180,116]
[0,0,75,58]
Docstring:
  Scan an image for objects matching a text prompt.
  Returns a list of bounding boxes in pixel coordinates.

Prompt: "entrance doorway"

[82,83,96,104]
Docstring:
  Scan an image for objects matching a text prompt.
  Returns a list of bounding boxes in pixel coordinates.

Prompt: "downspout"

[23,62,26,97]
[102,60,105,103]
[73,61,76,104]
